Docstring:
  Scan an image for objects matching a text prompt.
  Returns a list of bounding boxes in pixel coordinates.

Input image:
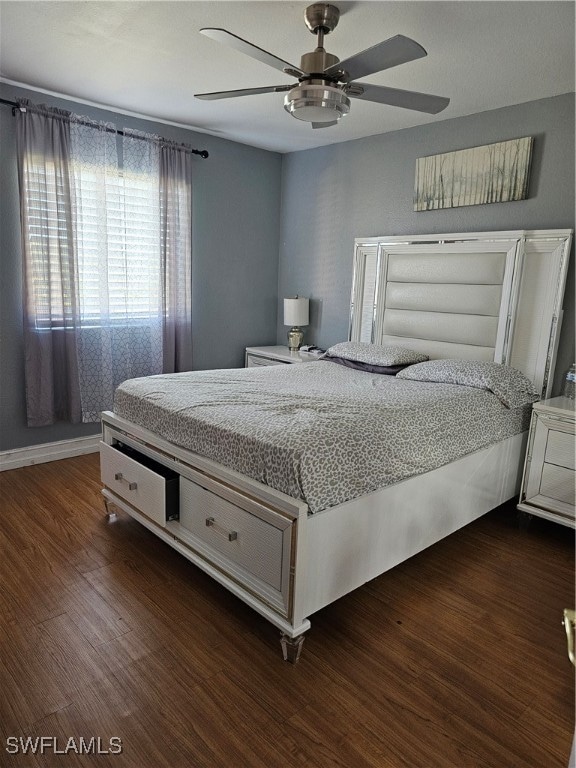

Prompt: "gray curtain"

[16,101,194,426]
[16,101,83,425]
[160,140,193,372]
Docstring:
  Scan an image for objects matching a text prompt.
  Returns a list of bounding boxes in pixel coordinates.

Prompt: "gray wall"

[278,93,575,395]
[0,83,282,450]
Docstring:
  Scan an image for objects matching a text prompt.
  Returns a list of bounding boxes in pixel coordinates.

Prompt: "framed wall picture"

[414,137,533,211]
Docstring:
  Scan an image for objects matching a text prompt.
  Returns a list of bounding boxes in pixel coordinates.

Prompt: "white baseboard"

[0,434,101,471]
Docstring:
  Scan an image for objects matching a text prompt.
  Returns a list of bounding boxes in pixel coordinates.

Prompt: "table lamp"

[284,296,309,351]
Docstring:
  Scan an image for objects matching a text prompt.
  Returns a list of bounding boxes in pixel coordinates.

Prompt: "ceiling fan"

[195,3,450,129]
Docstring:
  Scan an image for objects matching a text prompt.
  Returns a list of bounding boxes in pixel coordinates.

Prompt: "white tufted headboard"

[350,229,572,399]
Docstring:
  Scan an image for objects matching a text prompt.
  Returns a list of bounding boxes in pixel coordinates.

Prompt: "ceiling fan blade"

[311,121,339,129]
[195,85,293,101]
[349,83,449,114]
[200,28,305,76]
[324,35,427,82]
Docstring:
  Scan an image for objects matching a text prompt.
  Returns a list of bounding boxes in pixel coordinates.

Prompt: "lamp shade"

[283,297,309,327]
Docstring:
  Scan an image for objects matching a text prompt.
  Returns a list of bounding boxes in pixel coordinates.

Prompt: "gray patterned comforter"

[113,361,531,513]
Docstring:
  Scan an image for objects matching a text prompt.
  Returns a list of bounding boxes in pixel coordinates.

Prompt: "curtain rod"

[0,97,209,158]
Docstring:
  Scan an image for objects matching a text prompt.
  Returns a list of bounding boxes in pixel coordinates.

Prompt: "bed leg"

[103,497,116,521]
[280,632,306,664]
[516,509,532,531]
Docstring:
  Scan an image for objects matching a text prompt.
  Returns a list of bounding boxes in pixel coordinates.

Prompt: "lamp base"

[287,327,304,351]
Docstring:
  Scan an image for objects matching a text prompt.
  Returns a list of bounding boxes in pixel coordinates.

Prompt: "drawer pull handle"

[206,517,238,542]
[114,472,137,491]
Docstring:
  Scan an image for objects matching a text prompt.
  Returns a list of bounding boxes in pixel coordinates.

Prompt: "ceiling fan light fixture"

[283,83,350,123]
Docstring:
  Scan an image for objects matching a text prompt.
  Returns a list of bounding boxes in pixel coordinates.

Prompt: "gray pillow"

[323,342,428,367]
[321,356,408,375]
[397,359,539,408]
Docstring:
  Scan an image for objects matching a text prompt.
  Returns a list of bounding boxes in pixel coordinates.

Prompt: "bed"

[100,229,572,661]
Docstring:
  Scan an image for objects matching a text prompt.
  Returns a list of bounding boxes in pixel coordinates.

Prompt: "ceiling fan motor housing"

[300,49,340,75]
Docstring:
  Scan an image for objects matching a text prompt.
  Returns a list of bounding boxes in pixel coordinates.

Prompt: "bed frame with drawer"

[101,229,572,661]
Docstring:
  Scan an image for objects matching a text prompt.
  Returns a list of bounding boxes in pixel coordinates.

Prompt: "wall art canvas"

[414,137,533,211]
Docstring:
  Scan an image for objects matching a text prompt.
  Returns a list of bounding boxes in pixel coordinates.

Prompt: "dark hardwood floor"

[0,453,574,767]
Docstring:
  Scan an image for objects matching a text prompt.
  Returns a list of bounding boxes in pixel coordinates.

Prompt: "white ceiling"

[0,1,574,153]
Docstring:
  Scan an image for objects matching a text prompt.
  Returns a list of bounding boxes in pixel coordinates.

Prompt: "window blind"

[24,156,163,328]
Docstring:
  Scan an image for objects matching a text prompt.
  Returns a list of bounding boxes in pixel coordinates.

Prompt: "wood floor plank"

[0,619,73,729]
[0,454,573,768]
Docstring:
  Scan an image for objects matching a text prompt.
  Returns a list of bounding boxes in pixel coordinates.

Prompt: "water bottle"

[562,363,576,399]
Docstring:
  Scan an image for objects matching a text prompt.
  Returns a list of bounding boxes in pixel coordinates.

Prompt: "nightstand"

[245,345,320,368]
[518,396,575,528]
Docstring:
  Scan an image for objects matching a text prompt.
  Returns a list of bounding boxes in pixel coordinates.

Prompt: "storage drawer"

[540,463,575,506]
[100,441,178,526]
[545,429,575,471]
[246,354,288,368]
[179,476,292,594]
